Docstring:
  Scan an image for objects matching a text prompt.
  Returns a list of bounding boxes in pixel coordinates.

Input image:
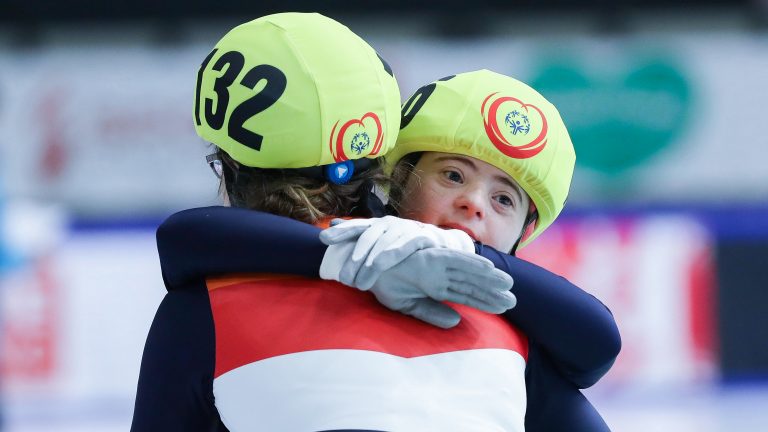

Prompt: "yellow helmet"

[193,13,401,170]
[387,70,575,248]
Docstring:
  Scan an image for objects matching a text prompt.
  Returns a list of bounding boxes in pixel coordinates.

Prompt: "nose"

[454,187,485,220]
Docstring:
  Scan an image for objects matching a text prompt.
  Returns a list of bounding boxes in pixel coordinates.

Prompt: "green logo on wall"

[530,59,691,175]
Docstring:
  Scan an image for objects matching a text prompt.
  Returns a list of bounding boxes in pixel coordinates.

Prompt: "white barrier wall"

[1,229,164,400]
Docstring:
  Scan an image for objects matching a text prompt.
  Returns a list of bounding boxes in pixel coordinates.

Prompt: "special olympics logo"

[350,132,371,155]
[330,112,384,162]
[482,93,548,159]
[504,111,531,136]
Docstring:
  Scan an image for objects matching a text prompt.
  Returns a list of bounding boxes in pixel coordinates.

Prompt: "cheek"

[487,212,528,252]
[485,223,515,251]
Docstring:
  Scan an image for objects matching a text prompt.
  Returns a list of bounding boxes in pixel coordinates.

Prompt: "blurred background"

[1,1,767,431]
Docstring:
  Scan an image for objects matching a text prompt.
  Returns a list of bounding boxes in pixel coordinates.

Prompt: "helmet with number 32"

[194,13,401,169]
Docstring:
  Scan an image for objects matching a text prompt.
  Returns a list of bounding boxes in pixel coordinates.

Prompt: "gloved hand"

[319,216,475,289]
[366,248,516,328]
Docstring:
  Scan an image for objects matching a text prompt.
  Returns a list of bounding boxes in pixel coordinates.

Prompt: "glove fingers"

[404,299,462,329]
[319,219,374,245]
[358,236,431,286]
[350,222,390,262]
[445,268,516,311]
[336,241,368,286]
[453,282,516,309]
[354,230,412,290]
[468,284,517,310]
[442,289,517,314]
[426,249,496,271]
[362,228,406,267]
[447,268,514,292]
[363,219,439,268]
[335,221,396,286]
[433,252,513,293]
[343,223,396,286]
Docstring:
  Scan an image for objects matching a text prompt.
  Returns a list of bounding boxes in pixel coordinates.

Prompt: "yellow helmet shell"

[193,13,401,168]
[388,70,575,247]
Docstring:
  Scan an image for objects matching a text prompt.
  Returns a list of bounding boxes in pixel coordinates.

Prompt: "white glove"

[366,248,516,328]
[319,216,475,289]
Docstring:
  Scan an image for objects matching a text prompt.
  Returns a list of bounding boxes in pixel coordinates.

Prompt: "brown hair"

[218,149,389,224]
[386,152,423,216]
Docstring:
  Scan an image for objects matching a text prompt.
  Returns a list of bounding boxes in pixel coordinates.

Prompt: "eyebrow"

[494,175,523,204]
[433,155,523,203]
[434,155,477,170]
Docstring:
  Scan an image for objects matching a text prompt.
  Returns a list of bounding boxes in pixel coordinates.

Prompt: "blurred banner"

[1,32,768,215]
[520,215,716,388]
[0,46,217,217]
[0,211,164,401]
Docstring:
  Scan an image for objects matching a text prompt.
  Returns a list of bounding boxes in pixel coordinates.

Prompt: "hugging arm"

[156,206,326,290]
[131,288,225,431]
[478,244,622,388]
[525,345,611,432]
[156,208,514,328]
[157,208,620,376]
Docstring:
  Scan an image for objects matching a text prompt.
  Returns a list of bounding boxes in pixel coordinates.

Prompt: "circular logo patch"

[481,92,548,159]
[330,112,384,162]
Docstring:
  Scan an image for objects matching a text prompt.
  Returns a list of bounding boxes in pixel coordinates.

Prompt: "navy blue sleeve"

[477,244,621,388]
[525,345,611,432]
[157,206,326,290]
[131,284,228,432]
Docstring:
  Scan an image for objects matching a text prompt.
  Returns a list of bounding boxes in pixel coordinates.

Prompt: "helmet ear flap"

[521,208,538,242]
[218,150,251,208]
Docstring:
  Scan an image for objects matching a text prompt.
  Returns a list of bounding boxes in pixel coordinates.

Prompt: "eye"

[442,169,464,184]
[494,193,515,208]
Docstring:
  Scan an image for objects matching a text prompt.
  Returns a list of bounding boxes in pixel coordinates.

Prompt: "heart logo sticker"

[529,59,691,175]
[330,112,384,162]
[482,93,548,159]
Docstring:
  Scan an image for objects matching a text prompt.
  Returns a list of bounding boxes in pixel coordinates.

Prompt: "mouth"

[439,223,478,242]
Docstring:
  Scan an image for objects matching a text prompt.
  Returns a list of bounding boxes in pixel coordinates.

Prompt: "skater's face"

[398,152,532,252]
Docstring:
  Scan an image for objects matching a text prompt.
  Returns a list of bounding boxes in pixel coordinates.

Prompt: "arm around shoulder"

[477,243,621,388]
[156,206,327,290]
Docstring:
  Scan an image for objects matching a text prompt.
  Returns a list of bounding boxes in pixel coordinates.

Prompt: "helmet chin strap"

[510,206,538,255]
[220,156,240,207]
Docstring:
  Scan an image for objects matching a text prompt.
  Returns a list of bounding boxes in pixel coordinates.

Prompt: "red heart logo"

[481,93,548,159]
[329,112,384,162]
